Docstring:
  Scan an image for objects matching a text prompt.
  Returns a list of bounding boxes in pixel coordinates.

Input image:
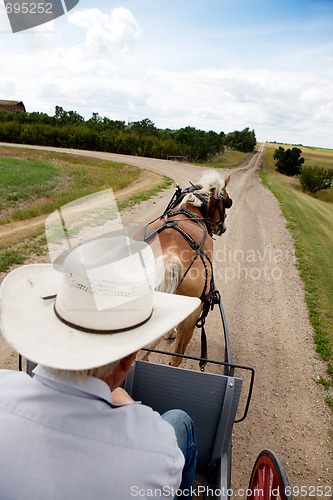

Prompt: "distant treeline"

[0,106,256,161]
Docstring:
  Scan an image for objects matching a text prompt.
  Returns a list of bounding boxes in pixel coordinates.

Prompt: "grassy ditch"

[261,146,333,403]
[0,146,171,273]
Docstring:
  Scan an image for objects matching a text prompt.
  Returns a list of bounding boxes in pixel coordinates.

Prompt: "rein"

[143,206,214,303]
[142,184,226,370]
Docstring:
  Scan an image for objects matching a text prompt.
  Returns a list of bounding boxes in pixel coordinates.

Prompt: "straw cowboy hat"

[0,236,200,370]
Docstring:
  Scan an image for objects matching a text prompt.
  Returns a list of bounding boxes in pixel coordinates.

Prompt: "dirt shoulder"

[0,143,332,495]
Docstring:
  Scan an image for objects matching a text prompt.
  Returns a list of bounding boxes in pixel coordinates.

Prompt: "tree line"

[0,106,256,161]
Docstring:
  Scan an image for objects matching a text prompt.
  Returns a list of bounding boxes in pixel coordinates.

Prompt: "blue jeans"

[162,410,198,499]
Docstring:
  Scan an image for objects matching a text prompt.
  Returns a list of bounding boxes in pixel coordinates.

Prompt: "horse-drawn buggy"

[18,170,292,499]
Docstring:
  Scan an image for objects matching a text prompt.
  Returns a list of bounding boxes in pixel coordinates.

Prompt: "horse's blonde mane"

[180,170,226,208]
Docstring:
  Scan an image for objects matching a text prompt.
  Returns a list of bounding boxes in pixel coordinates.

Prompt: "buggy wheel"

[247,450,292,500]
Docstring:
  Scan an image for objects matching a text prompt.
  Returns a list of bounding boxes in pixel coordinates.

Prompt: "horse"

[139,170,232,368]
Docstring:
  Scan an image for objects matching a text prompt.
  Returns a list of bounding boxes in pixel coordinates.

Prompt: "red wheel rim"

[249,453,289,500]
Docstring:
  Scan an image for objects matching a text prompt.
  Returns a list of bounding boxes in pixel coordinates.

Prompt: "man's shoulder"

[0,369,27,381]
[0,369,15,378]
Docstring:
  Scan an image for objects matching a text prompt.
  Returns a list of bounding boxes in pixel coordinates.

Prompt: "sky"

[1,0,333,148]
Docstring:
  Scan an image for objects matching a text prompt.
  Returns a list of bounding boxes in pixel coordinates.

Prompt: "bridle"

[160,182,232,237]
[206,189,233,236]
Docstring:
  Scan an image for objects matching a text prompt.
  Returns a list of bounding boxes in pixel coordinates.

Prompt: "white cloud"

[1,3,332,148]
[138,67,333,146]
[67,7,141,58]
[0,6,141,113]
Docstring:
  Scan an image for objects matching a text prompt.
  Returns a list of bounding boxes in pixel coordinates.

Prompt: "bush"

[273,147,304,176]
[224,127,256,152]
[300,166,333,193]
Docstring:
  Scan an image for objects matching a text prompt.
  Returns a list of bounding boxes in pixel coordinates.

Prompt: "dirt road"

[0,142,332,494]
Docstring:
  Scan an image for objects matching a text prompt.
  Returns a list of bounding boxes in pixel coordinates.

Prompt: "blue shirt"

[0,366,184,499]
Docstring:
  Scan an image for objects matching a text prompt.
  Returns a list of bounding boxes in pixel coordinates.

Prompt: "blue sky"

[1,0,333,147]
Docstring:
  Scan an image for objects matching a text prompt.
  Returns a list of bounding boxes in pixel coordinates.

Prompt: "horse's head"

[206,173,232,235]
[178,171,233,236]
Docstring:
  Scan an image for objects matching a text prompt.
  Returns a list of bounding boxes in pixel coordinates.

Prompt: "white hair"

[180,170,226,208]
[45,360,118,382]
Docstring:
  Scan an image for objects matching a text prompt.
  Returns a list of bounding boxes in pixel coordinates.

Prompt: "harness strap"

[143,209,212,301]
[161,185,183,216]
[195,287,220,370]
[142,185,225,370]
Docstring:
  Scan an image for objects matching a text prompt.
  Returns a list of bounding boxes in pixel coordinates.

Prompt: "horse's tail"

[155,254,183,294]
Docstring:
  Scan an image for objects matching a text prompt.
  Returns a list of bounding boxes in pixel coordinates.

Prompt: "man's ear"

[119,351,138,374]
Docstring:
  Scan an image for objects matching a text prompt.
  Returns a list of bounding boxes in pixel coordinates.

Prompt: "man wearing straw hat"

[0,194,201,499]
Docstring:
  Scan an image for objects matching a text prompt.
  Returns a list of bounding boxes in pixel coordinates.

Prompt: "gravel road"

[0,142,332,496]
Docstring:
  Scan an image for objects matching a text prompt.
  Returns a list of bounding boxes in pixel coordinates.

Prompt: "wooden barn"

[0,100,26,113]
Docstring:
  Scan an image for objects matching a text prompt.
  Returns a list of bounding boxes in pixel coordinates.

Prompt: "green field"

[262,145,333,400]
[268,143,333,202]
[0,147,142,223]
[0,146,171,272]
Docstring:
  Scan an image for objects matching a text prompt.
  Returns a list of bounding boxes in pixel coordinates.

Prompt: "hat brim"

[0,265,201,370]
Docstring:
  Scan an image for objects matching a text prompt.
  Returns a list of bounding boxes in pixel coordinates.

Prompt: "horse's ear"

[224,174,231,188]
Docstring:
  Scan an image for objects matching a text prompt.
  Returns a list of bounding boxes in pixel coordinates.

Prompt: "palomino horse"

[140,170,232,367]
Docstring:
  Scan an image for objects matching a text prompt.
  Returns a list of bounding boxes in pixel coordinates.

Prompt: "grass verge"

[0,147,141,223]
[0,147,171,273]
[261,146,333,402]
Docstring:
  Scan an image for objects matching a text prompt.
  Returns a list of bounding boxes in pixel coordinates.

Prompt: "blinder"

[224,196,233,209]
